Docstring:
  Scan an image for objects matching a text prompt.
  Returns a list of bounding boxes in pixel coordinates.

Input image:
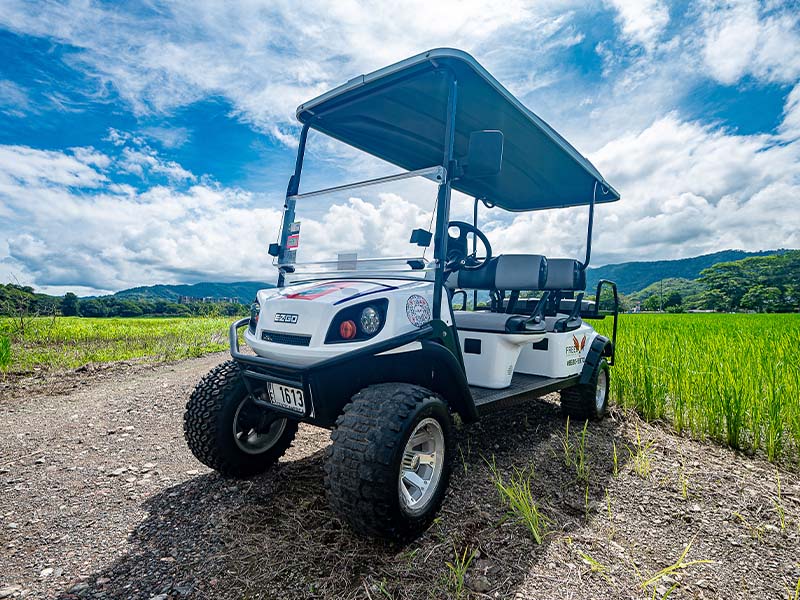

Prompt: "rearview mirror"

[465,130,503,178]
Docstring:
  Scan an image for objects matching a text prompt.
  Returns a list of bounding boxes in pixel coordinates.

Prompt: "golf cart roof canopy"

[296,48,619,212]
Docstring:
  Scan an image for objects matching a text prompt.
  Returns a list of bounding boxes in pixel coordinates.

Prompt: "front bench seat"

[449,254,548,334]
[454,311,545,334]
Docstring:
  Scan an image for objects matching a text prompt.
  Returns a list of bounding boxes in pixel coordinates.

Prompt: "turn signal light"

[339,319,357,340]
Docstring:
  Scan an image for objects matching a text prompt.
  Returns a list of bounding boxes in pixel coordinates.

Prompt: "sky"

[0,0,799,296]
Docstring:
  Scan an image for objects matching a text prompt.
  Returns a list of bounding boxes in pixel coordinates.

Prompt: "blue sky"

[1,0,798,295]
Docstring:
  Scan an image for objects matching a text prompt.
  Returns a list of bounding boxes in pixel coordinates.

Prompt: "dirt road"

[1,354,799,599]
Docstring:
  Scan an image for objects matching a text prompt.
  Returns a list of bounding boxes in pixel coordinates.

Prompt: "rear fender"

[579,334,612,385]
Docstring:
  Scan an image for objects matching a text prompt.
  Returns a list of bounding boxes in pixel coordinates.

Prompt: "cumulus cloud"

[1,0,799,294]
[0,144,438,293]
[700,0,800,85]
[606,0,670,51]
[581,113,800,262]
[0,143,282,293]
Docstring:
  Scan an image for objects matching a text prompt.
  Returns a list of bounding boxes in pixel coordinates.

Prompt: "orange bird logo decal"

[572,335,587,352]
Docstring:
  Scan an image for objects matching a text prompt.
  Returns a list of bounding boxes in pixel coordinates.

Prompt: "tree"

[642,295,661,311]
[663,291,683,308]
[61,292,79,316]
[116,300,143,317]
[79,299,106,317]
[698,289,730,312]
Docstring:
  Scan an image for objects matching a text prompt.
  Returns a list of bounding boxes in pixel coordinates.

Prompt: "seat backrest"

[542,258,585,291]
[448,254,548,291]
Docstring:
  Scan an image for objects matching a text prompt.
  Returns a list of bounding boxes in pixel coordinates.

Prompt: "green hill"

[115,281,273,304]
[628,277,707,301]
[585,250,784,295]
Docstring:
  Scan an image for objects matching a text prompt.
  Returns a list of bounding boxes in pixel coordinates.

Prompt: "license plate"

[267,382,306,414]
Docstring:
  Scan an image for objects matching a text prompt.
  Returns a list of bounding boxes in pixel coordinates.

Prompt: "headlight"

[360,306,381,335]
[325,299,388,343]
[248,300,260,334]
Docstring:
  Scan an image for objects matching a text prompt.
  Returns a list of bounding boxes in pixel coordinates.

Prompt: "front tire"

[324,383,454,541]
[560,359,610,420]
[183,360,298,478]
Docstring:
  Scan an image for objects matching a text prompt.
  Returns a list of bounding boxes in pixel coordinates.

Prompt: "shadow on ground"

[56,397,625,599]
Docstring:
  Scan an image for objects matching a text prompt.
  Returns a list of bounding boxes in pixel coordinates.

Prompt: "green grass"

[3,312,799,464]
[0,316,232,374]
[487,459,551,543]
[595,314,800,464]
[445,545,477,599]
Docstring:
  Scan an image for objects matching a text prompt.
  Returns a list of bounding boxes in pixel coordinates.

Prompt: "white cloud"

[606,0,670,51]
[0,0,587,142]
[0,144,439,293]
[0,79,32,117]
[0,144,282,292]
[2,0,799,294]
[0,145,108,189]
[139,126,191,149]
[119,147,196,182]
[780,83,800,141]
[582,113,800,263]
[700,0,800,85]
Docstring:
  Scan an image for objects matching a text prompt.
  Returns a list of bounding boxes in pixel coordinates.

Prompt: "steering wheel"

[446,221,493,272]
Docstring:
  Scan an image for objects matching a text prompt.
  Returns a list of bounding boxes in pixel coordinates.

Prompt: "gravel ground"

[1,353,799,599]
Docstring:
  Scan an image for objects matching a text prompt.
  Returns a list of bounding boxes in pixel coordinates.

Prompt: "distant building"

[179,295,240,304]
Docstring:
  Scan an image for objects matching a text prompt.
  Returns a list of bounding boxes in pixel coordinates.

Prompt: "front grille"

[261,330,312,346]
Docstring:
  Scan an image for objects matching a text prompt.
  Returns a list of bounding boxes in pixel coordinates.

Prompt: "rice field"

[2,313,798,464]
[595,314,800,464]
[0,316,232,374]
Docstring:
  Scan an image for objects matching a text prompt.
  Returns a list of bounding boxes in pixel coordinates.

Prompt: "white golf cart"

[184,48,621,540]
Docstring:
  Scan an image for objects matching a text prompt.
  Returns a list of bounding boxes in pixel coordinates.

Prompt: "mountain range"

[107,249,788,302]
[584,249,785,295]
[114,281,273,304]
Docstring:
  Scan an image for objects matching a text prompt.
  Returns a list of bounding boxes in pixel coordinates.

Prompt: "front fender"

[306,339,477,426]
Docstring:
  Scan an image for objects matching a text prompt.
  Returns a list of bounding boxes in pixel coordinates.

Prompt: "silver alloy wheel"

[398,417,445,516]
[595,369,608,412]
[232,397,287,455]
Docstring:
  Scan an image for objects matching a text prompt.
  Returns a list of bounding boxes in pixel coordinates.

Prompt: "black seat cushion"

[454,310,546,334]
[448,254,548,291]
[543,258,585,291]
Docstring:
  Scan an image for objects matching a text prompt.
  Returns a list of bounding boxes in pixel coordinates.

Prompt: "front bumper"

[229,317,433,425]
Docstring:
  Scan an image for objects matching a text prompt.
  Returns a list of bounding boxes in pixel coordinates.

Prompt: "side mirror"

[465,130,503,178]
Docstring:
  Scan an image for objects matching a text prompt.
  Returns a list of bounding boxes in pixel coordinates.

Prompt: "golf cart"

[184,48,620,540]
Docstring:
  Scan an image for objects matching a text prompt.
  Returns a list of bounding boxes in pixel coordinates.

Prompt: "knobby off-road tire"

[560,358,610,421]
[184,360,298,478]
[325,383,454,541]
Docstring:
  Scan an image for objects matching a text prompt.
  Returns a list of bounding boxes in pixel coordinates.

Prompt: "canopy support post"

[582,181,597,271]
[432,72,458,321]
[277,123,310,287]
[472,197,479,311]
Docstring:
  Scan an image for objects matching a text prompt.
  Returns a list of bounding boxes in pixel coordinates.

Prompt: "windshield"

[278,168,442,281]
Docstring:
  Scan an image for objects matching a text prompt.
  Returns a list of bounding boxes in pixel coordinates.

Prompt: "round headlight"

[360,306,381,335]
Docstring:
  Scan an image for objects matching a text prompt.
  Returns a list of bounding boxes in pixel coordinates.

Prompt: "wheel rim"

[232,396,287,455]
[398,417,445,515]
[595,369,608,412]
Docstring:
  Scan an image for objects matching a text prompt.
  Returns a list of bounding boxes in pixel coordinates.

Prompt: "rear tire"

[560,359,610,420]
[184,360,298,478]
[324,383,454,541]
